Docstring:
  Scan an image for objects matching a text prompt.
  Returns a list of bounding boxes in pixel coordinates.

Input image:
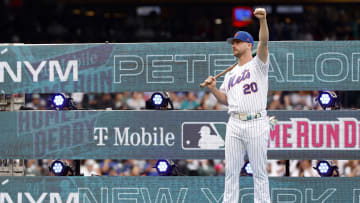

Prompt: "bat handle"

[200,63,236,88]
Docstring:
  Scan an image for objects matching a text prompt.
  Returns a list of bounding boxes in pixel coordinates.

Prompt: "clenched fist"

[254,8,266,19]
[205,76,216,90]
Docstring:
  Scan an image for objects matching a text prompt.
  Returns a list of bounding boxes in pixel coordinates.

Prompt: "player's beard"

[233,48,244,58]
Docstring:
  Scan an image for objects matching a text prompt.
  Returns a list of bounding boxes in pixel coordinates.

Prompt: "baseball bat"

[200,63,237,88]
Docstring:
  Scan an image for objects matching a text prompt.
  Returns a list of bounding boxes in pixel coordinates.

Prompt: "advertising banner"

[0,41,359,93]
[0,110,359,159]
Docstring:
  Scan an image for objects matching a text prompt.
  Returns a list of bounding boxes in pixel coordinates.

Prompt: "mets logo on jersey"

[182,122,226,150]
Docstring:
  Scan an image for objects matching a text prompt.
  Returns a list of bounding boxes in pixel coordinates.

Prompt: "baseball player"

[204,8,271,203]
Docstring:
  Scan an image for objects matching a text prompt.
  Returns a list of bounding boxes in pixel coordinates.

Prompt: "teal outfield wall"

[0,41,359,93]
[0,177,359,202]
[1,110,360,160]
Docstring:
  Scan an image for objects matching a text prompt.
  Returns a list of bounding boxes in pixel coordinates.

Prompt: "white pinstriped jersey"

[219,55,269,114]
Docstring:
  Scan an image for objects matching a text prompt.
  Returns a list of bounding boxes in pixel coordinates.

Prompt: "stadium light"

[241,162,253,176]
[49,93,77,110]
[152,93,164,106]
[52,93,66,108]
[155,160,171,176]
[317,91,337,110]
[49,160,74,176]
[146,92,173,110]
[50,160,66,176]
[313,160,339,177]
[315,161,330,176]
[153,160,183,176]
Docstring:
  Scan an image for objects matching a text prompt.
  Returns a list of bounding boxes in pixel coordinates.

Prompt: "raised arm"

[254,8,269,64]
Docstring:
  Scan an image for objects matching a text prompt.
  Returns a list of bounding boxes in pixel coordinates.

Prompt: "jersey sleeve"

[254,55,269,75]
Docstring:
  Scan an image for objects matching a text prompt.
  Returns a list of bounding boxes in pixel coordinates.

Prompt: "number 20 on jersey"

[243,82,258,95]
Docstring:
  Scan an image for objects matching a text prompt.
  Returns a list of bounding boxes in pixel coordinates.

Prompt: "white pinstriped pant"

[222,115,270,203]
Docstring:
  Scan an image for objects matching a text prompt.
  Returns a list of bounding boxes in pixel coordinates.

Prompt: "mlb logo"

[182,122,226,150]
